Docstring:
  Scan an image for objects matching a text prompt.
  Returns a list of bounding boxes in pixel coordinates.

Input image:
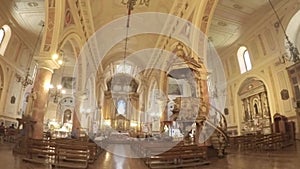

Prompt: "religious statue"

[24,89,37,116]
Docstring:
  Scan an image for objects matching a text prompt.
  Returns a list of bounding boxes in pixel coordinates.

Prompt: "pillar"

[72,95,84,131]
[31,67,53,139]
[72,109,81,131]
[158,71,168,122]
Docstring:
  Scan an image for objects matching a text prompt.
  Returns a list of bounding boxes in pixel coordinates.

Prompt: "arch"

[0,25,12,55]
[59,30,84,56]
[58,31,84,94]
[286,10,300,50]
[0,63,4,105]
[55,97,74,130]
[236,76,272,134]
[0,28,4,44]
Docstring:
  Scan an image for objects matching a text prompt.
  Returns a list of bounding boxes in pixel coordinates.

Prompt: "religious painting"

[61,77,75,89]
[280,89,289,100]
[63,109,72,123]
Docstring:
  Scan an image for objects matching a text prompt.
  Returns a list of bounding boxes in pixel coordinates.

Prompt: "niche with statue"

[238,77,272,135]
[47,97,74,138]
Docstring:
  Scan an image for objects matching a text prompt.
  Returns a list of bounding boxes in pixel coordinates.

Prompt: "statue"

[24,89,37,117]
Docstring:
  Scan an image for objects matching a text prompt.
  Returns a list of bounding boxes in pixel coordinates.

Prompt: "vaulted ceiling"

[0,0,284,59]
[208,0,282,51]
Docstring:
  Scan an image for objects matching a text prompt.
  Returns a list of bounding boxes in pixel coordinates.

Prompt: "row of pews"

[23,138,106,169]
[131,140,210,169]
[229,133,294,151]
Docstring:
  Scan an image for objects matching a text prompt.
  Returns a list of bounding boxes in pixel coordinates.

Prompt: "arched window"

[0,28,4,44]
[0,25,12,56]
[116,63,132,74]
[117,99,126,115]
[237,46,252,74]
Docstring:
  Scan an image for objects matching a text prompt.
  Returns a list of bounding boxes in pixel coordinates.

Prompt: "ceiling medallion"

[27,2,38,7]
[217,21,227,27]
[233,4,243,10]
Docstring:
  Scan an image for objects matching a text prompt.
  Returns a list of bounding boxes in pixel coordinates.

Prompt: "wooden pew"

[23,138,93,169]
[23,139,56,164]
[140,142,209,169]
[229,133,288,151]
[53,143,89,169]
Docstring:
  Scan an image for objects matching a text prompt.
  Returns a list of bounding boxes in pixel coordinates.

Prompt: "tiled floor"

[1,141,300,169]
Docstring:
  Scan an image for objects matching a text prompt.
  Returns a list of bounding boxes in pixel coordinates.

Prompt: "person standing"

[0,122,5,143]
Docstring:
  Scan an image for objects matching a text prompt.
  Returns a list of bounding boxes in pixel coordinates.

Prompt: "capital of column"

[74,90,89,101]
[34,52,61,71]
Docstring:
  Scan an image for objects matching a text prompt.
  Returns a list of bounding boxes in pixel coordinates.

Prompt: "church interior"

[0,0,300,169]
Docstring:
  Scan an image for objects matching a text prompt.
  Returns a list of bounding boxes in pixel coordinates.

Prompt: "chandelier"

[16,22,44,89]
[268,0,300,64]
[121,0,150,11]
[16,68,33,89]
[49,84,66,103]
[121,0,149,72]
[49,51,66,103]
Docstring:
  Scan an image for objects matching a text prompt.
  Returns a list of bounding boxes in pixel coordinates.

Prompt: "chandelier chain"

[268,0,300,63]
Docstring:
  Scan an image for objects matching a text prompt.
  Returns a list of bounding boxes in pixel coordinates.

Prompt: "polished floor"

[0,141,300,169]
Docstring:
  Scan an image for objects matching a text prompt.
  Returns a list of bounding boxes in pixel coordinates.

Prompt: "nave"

[1,141,300,169]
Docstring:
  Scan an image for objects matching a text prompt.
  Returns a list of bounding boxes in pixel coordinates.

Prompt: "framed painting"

[61,77,75,89]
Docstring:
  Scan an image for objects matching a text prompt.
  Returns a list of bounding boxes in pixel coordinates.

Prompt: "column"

[193,67,209,145]
[158,70,168,122]
[72,94,85,131]
[259,92,263,117]
[193,69,209,117]
[31,67,53,139]
[246,98,251,120]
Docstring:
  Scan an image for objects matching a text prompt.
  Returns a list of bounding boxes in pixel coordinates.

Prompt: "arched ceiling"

[90,0,173,31]
[0,0,286,60]
[208,0,282,51]
[0,0,45,48]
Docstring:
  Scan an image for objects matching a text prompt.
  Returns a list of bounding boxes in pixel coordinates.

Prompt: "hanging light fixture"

[121,0,150,10]
[49,51,66,103]
[49,84,66,103]
[16,22,44,89]
[268,0,300,64]
[119,0,150,73]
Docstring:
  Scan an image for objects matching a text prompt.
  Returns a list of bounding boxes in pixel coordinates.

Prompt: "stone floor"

[1,141,300,169]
